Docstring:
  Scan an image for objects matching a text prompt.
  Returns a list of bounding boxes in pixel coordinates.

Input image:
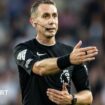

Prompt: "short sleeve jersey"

[14,39,90,105]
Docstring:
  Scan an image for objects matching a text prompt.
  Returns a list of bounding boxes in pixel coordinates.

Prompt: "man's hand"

[70,40,98,65]
[47,83,72,105]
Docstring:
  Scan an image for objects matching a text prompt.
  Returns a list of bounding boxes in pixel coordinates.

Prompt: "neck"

[36,35,56,46]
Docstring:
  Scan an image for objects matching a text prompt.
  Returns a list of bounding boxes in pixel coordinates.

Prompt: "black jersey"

[14,39,90,105]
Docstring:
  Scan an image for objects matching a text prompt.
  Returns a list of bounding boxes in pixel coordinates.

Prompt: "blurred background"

[0,0,105,104]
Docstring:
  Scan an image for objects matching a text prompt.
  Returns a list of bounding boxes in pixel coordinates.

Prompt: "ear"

[29,18,36,27]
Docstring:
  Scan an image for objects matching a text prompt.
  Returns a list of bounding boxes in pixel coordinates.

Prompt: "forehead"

[37,4,57,15]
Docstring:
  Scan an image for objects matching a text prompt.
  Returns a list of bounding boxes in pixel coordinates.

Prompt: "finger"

[87,50,98,54]
[48,95,61,104]
[47,89,63,96]
[48,96,57,103]
[49,93,66,105]
[81,52,98,59]
[62,83,68,91]
[82,57,95,62]
[74,40,82,49]
[77,50,98,59]
[79,47,98,52]
[47,90,63,99]
[47,92,63,104]
[78,51,98,63]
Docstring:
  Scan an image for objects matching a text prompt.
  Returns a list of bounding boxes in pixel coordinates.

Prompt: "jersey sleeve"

[72,64,90,92]
[14,44,40,75]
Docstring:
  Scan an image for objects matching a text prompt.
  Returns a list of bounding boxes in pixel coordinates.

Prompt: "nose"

[48,17,55,25]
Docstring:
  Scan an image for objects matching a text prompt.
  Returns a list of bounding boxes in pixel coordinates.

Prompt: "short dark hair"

[30,0,55,17]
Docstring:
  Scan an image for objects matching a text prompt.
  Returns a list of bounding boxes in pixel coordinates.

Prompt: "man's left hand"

[47,83,72,105]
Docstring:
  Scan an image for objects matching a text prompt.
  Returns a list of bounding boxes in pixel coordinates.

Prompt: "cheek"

[56,21,58,27]
[37,26,44,33]
[56,23,58,29]
[55,19,58,23]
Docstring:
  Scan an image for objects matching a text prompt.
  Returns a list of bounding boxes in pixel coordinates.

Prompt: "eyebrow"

[42,12,57,15]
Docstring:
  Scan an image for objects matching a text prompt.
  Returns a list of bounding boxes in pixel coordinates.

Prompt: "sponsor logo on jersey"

[17,49,27,60]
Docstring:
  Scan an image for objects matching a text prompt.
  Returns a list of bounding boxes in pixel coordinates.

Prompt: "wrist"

[57,54,72,70]
[71,94,77,105]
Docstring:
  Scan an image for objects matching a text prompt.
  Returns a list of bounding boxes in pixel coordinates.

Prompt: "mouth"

[46,28,56,31]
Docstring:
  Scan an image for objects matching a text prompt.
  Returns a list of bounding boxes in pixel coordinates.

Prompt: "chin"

[46,35,55,39]
[45,33,56,38]
[45,34,55,38]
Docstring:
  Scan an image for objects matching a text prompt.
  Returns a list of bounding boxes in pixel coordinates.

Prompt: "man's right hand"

[70,40,98,65]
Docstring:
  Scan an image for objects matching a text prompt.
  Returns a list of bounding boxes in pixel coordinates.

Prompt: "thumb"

[74,40,82,49]
[62,83,68,91]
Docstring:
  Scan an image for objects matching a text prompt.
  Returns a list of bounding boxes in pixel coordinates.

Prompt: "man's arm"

[47,84,93,105]
[14,41,98,76]
[46,61,93,105]
[32,40,98,76]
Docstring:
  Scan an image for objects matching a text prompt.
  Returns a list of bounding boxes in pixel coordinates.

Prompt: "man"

[14,0,98,105]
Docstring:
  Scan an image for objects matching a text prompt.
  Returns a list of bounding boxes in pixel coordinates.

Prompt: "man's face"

[33,4,58,38]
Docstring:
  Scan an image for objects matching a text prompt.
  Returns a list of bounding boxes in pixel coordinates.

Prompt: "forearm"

[32,54,72,76]
[32,58,60,76]
[74,90,93,105]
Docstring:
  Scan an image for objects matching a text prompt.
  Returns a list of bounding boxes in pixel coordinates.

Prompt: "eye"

[42,13,50,19]
[53,13,58,18]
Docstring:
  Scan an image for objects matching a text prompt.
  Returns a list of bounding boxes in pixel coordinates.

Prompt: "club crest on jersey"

[17,49,27,60]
